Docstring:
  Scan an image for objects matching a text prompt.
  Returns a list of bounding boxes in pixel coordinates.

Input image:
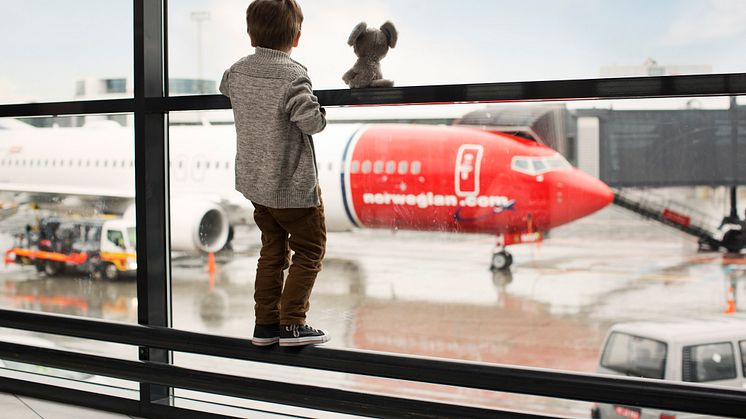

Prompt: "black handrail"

[1,72,745,118]
[0,308,745,416]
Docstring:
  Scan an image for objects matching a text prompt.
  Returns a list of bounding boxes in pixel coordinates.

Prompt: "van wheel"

[103,263,118,280]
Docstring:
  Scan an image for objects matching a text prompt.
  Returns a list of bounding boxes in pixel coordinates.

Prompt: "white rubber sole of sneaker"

[251,337,279,346]
[278,335,331,347]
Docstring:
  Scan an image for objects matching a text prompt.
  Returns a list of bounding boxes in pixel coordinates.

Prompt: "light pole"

[191,11,210,94]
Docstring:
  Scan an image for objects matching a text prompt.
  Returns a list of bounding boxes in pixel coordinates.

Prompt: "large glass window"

[167,94,745,414]
[168,0,746,94]
[0,115,138,397]
[0,1,133,104]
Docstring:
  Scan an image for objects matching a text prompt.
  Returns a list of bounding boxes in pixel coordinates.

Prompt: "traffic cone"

[207,252,216,274]
[724,285,737,314]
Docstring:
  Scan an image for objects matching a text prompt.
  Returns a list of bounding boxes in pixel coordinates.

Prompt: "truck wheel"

[103,263,118,281]
[44,260,62,276]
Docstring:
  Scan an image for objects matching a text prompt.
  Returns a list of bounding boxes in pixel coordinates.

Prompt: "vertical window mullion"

[134,0,172,406]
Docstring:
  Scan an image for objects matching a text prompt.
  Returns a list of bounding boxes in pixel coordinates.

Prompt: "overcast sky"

[2,0,745,104]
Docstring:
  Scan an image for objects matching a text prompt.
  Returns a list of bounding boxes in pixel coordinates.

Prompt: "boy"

[219,0,329,347]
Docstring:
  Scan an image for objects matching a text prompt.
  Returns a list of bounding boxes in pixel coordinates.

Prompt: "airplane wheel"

[491,251,513,271]
[103,263,119,281]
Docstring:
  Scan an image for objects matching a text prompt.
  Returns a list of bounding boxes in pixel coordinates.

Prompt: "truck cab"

[94,218,137,279]
[593,317,746,418]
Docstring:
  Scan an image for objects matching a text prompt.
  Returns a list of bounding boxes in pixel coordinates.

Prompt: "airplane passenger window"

[385,161,396,174]
[350,161,360,174]
[398,161,408,175]
[224,162,229,169]
[103,160,108,168]
[374,161,384,174]
[214,161,219,169]
[411,161,421,175]
[362,160,372,174]
[121,160,126,168]
[196,161,201,169]
[206,162,211,169]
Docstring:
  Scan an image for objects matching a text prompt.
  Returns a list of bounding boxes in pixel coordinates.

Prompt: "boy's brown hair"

[246,0,304,51]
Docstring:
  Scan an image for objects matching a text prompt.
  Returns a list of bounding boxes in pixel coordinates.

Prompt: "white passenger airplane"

[0,118,611,269]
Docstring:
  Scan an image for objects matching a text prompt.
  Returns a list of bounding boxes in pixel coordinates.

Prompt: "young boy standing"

[219,0,329,346]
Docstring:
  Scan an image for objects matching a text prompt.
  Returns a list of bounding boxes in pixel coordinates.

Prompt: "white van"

[592,317,746,419]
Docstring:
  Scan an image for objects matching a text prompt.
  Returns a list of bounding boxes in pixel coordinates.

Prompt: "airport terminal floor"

[0,392,141,419]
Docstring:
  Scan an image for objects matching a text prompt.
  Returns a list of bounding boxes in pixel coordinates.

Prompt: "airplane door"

[454,145,483,197]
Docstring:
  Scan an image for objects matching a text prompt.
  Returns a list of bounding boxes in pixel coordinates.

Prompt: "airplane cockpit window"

[532,159,547,173]
[511,154,572,176]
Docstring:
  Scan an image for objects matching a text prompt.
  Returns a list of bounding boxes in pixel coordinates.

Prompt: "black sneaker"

[279,324,330,347]
[252,323,280,346]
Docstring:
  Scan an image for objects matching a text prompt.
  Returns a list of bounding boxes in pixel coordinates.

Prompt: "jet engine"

[170,200,230,253]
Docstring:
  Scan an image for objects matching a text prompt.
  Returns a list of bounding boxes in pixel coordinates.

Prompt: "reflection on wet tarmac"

[1,206,745,415]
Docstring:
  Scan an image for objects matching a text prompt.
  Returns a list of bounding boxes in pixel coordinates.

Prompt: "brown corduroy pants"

[251,201,326,326]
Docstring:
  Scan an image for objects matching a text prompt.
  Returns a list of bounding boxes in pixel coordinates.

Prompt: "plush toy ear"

[347,22,368,46]
[380,21,398,48]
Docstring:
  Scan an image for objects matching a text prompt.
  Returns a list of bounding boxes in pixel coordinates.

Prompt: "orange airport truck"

[4,217,136,280]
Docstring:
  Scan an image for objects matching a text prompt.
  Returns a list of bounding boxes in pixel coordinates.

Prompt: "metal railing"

[0,308,745,418]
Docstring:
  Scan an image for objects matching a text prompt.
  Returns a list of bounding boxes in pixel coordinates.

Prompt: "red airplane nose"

[548,170,614,228]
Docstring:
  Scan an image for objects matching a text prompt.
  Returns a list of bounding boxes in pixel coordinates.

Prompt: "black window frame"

[0,0,744,417]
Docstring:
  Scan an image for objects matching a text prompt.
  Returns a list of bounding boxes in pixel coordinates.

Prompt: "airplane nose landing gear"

[491,248,513,271]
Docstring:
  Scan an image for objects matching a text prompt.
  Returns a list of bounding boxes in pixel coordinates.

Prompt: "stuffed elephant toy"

[342,21,398,88]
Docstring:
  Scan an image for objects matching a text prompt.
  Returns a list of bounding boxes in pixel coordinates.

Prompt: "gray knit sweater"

[220,47,326,208]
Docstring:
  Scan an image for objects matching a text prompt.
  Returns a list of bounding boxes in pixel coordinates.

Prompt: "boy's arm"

[285,76,326,135]
[219,69,231,97]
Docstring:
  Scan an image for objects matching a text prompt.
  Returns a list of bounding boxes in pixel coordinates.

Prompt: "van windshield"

[601,332,667,379]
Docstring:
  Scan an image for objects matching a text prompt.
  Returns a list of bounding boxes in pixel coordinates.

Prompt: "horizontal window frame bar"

[0,308,744,416]
[0,375,235,419]
[1,73,745,118]
[0,340,536,419]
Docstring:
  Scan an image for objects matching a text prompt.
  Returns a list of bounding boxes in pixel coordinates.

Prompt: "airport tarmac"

[0,205,743,417]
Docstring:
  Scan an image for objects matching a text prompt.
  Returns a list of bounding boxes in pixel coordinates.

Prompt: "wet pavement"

[0,205,744,417]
